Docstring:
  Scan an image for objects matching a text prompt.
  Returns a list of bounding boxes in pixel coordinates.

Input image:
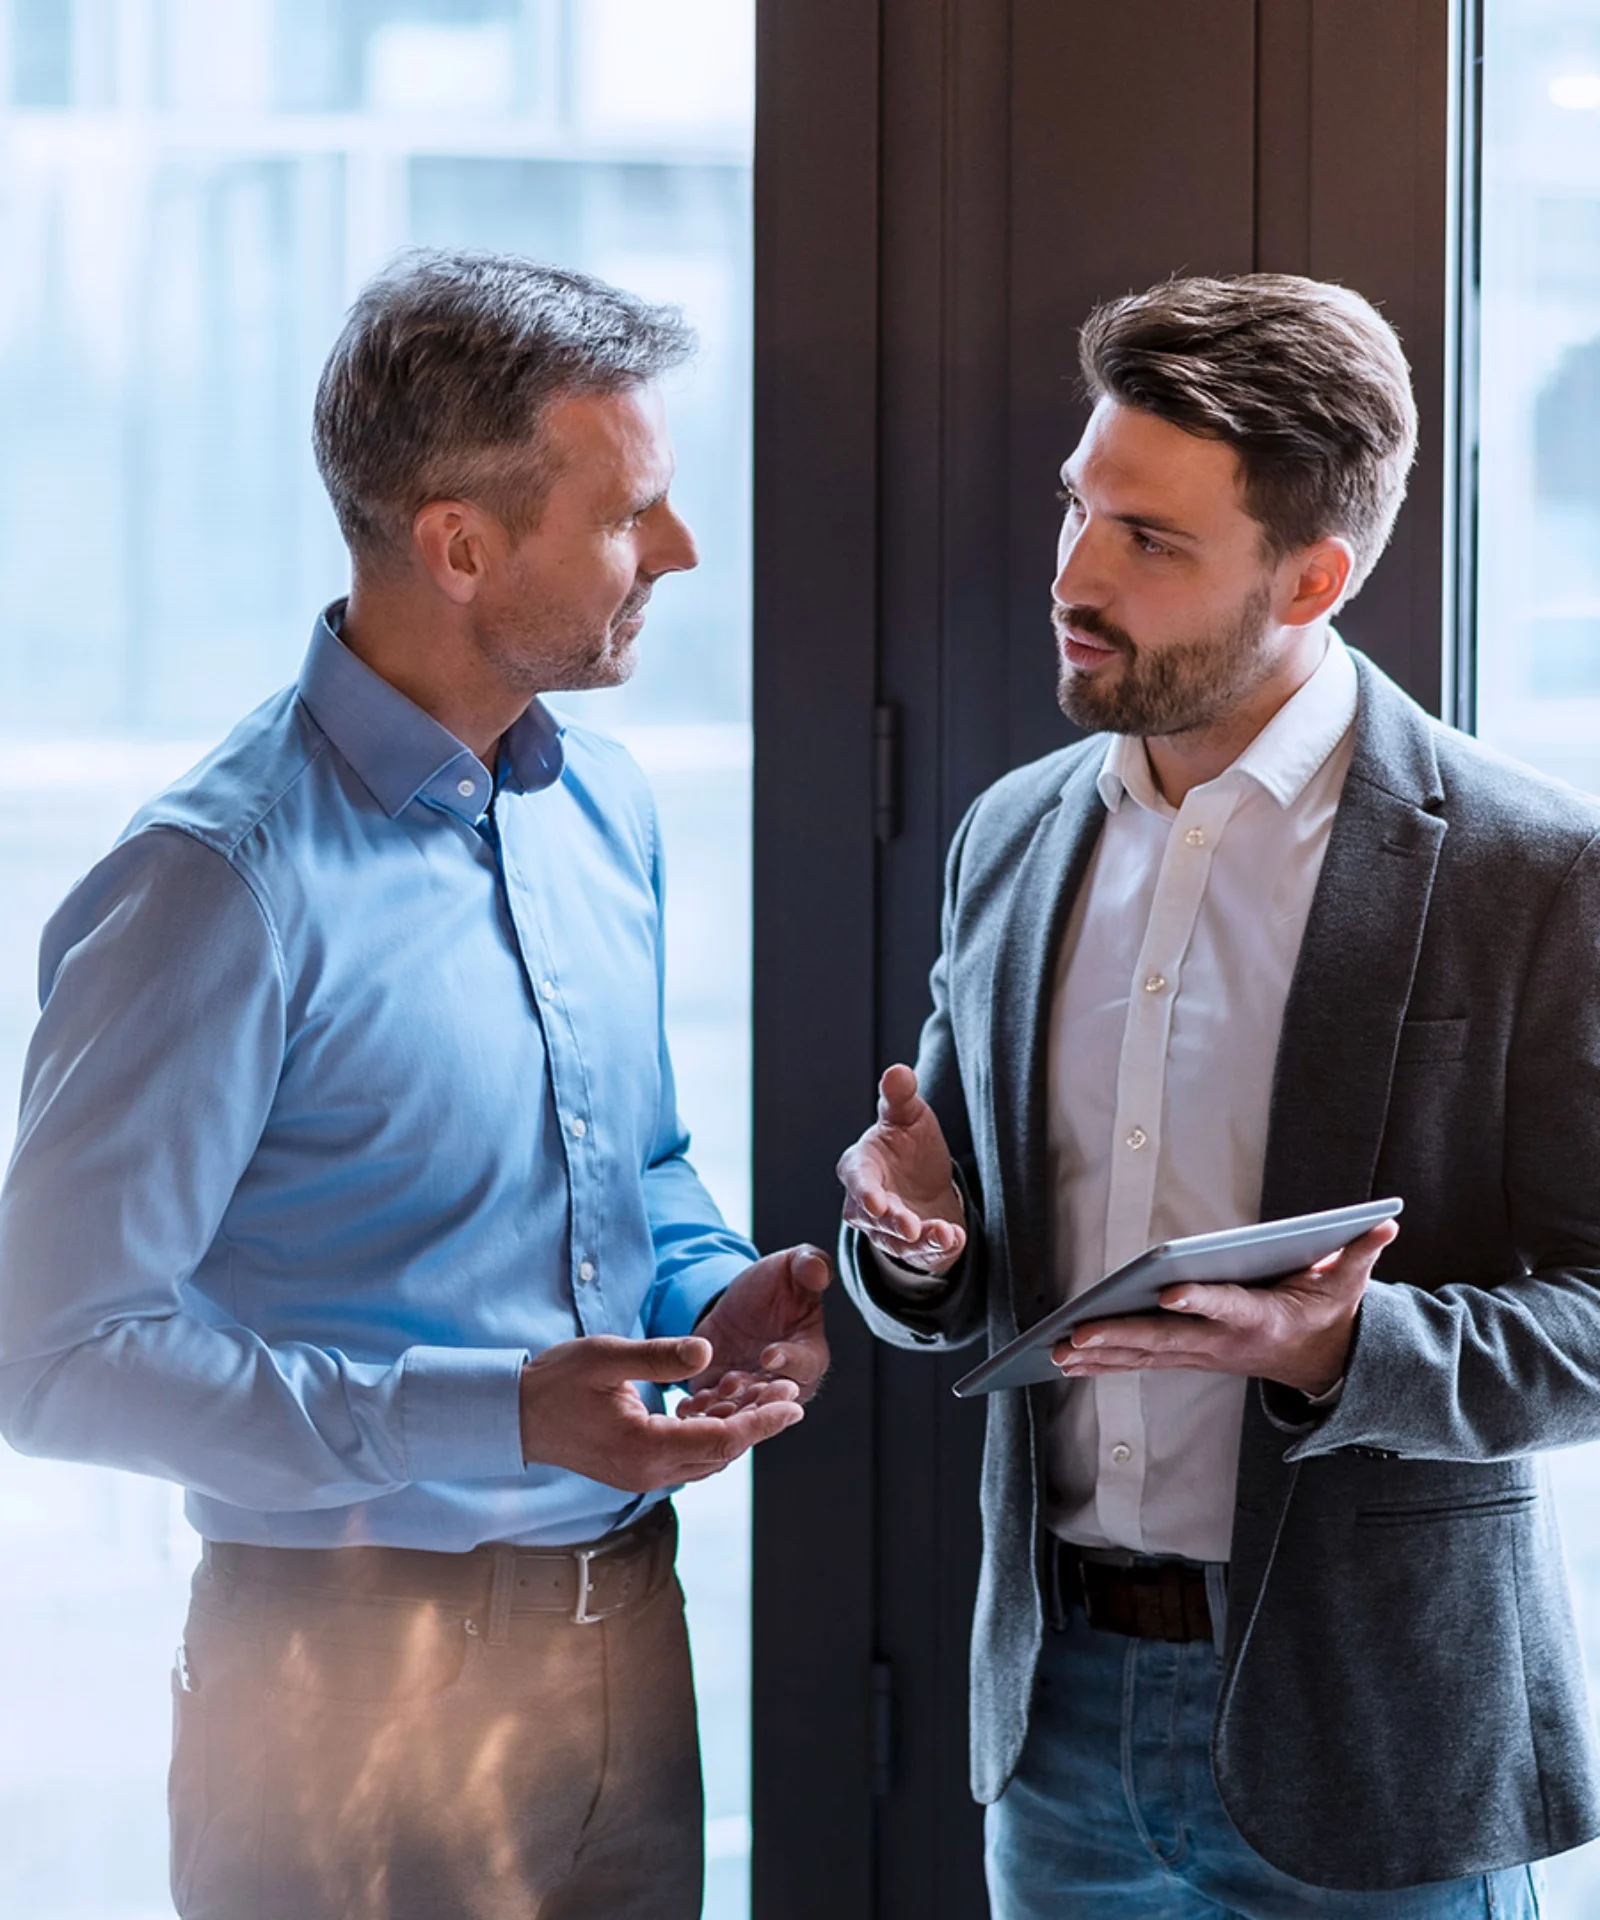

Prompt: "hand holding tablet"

[953,1198,1404,1397]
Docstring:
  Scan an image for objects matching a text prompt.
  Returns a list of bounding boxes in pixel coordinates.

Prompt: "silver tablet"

[951,1197,1404,1398]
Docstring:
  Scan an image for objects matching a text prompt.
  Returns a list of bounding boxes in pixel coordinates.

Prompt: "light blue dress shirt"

[0,606,755,1548]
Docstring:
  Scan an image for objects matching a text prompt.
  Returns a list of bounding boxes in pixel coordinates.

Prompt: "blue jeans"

[986,1605,1544,1918]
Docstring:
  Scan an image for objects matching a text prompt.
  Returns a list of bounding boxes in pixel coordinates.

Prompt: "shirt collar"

[1094,633,1358,818]
[296,602,566,822]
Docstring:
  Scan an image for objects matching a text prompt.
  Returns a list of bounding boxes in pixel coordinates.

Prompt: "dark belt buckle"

[1072,1551,1096,1630]
[1070,1546,1211,1643]
[1072,1548,1113,1634]
[1156,1564,1188,1643]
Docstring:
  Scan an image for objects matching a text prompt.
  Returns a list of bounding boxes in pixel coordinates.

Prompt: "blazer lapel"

[1260,655,1448,1223]
[1233,655,1448,1608]
[989,748,1107,1332]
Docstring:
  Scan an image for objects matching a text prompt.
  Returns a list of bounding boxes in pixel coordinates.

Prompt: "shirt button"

[1125,1127,1148,1150]
[570,1116,588,1140]
[1143,973,1168,994]
[1110,1443,1133,1465]
[577,1260,596,1285]
[540,980,557,1001]
[457,778,476,798]
[1184,827,1206,848]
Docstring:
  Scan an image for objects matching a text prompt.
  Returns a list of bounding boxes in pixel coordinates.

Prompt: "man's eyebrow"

[636,462,679,511]
[1111,508,1200,542]
[1057,467,1199,543]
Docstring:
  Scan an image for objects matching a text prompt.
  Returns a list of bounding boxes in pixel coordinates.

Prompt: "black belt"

[1054,1541,1217,1643]
[202,1501,675,1627]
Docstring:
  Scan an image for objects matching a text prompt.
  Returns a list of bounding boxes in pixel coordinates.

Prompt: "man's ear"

[1280,536,1355,628]
[411,499,499,605]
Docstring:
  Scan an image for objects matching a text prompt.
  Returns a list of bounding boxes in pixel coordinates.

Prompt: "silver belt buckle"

[571,1513,661,1625]
[572,1545,602,1625]
[572,1542,635,1625]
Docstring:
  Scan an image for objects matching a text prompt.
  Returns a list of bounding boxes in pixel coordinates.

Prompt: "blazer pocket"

[1355,1488,1538,1528]
[1394,1015,1471,1064]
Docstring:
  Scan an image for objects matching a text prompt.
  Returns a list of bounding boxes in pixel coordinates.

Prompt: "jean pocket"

[1487,1861,1544,1916]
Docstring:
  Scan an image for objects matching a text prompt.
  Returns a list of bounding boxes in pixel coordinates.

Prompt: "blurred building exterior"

[0,4,756,1916]
[1479,5,1600,1911]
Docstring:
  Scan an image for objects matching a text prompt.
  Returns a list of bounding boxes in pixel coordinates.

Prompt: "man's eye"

[1055,487,1081,514]
[1133,530,1171,557]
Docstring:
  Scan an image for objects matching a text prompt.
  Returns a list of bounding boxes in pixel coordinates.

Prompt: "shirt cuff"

[398,1345,530,1483]
[863,1237,958,1297]
[1260,1371,1347,1435]
[649,1251,753,1339]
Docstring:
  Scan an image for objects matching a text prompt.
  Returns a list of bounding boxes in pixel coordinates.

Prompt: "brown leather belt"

[202,1501,675,1627]
[1056,1542,1216,1643]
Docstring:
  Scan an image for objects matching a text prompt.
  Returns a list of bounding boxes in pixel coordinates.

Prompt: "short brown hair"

[1078,274,1417,598]
[313,249,695,560]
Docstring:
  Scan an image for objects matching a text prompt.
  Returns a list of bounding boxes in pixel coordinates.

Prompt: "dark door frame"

[751,6,1464,1915]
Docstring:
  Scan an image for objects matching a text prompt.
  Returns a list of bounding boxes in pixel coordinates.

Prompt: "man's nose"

[652,504,699,576]
[1052,519,1105,608]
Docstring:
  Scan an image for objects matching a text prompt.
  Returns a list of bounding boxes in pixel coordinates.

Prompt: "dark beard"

[1054,582,1276,737]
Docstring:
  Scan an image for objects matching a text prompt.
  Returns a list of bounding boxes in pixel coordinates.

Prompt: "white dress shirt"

[1044,637,1358,1561]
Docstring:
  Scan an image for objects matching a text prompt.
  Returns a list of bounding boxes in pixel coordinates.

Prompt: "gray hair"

[1079,274,1417,601]
[312,249,696,559]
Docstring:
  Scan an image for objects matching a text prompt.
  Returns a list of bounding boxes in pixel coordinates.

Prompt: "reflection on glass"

[0,3,754,1914]
[1478,4,1600,1910]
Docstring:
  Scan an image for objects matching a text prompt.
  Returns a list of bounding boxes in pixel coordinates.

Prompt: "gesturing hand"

[836,1063,967,1276]
[1052,1220,1400,1399]
[677,1245,832,1420]
[519,1334,803,1493]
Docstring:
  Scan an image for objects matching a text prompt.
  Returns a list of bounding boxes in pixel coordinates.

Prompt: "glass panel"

[0,2,753,1914]
[1477,6,1600,1909]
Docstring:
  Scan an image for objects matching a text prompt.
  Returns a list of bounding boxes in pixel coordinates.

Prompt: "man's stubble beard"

[475,580,652,697]
[1055,577,1277,738]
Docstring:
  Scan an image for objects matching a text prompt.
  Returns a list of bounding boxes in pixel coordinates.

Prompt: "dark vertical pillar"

[872,3,1011,1909]
[750,2,881,1916]
[1257,0,1456,710]
[1005,1,1260,770]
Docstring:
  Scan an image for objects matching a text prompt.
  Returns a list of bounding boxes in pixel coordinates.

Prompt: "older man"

[0,251,825,1920]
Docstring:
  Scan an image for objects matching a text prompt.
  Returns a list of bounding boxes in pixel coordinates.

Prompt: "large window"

[0,3,755,1915]
[1475,4,1600,1910]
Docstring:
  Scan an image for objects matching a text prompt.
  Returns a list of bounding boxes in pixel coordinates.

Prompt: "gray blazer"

[841,654,1600,1889]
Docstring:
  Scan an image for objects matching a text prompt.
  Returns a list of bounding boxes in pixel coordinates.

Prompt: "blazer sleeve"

[1289,827,1600,1463]
[839,800,990,1354]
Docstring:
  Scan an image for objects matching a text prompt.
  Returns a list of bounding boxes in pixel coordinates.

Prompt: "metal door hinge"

[870,1657,895,1796]
[873,703,902,844]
